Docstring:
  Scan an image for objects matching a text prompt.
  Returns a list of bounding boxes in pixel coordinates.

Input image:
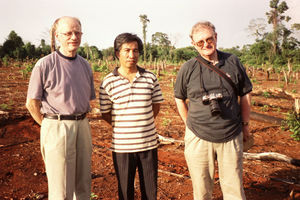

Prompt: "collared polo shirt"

[174,50,252,142]
[100,66,164,153]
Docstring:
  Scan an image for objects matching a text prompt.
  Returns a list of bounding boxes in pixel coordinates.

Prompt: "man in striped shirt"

[99,33,163,200]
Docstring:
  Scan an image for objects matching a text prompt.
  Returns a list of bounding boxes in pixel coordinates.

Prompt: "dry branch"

[283,90,300,114]
[243,152,300,167]
[0,140,34,149]
[158,134,184,145]
[158,135,300,167]
[158,169,190,179]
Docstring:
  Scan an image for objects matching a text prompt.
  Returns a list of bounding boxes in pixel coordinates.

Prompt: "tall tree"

[151,32,171,46]
[2,31,24,58]
[266,0,290,55]
[139,14,150,61]
[23,42,36,59]
[83,43,91,60]
[151,32,172,60]
[247,18,267,40]
[39,39,51,56]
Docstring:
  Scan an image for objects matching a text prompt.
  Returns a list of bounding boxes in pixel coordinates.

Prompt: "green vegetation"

[262,91,271,98]
[139,14,150,62]
[20,62,35,79]
[0,101,13,110]
[91,63,110,74]
[90,193,98,200]
[282,111,300,141]
[162,118,171,127]
[0,103,11,110]
[260,105,270,112]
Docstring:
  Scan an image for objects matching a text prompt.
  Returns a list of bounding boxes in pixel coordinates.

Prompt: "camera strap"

[196,56,238,96]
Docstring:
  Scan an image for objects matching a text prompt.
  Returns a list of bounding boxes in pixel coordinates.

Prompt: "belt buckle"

[58,114,61,121]
[75,115,78,120]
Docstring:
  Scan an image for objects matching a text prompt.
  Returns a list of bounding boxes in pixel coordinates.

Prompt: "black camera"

[202,93,223,116]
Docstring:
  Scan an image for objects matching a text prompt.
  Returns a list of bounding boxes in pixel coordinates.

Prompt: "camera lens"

[210,100,221,116]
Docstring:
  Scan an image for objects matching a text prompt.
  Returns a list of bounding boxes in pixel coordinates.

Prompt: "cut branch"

[158,135,300,167]
[158,169,190,179]
[250,111,283,125]
[158,134,184,145]
[243,152,300,167]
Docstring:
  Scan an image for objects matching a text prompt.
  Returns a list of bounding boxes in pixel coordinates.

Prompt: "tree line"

[0,0,299,70]
[0,29,198,65]
[223,0,300,71]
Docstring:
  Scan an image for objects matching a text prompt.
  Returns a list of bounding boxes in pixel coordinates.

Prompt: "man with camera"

[174,21,252,200]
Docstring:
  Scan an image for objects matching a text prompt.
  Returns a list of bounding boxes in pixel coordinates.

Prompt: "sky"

[0,0,299,50]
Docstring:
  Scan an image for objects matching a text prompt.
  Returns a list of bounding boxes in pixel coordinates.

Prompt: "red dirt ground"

[0,64,299,200]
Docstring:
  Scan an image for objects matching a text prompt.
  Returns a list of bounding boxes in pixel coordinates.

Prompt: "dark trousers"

[112,148,158,200]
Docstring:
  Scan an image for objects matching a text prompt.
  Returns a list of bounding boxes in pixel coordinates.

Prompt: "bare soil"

[0,64,299,200]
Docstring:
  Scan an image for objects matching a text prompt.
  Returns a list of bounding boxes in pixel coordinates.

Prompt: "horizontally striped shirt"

[100,66,164,153]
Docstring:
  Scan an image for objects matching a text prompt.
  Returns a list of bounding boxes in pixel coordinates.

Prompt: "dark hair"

[114,33,143,58]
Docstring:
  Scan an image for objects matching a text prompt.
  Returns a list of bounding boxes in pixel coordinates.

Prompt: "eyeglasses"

[193,36,215,48]
[59,31,83,38]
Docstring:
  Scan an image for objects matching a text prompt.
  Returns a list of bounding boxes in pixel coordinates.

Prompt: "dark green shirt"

[174,50,252,142]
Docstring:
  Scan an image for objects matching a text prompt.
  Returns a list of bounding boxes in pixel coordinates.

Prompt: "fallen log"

[158,135,300,167]
[243,152,300,167]
[250,111,283,125]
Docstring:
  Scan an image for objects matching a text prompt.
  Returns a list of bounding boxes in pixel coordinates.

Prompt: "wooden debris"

[284,90,300,115]
[0,140,34,149]
[158,135,300,167]
[243,152,300,167]
[158,134,184,145]
[0,110,9,121]
[270,177,300,200]
[250,111,283,125]
[158,169,190,179]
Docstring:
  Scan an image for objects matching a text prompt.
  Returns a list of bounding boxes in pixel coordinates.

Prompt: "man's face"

[192,28,217,59]
[117,41,139,69]
[56,18,82,55]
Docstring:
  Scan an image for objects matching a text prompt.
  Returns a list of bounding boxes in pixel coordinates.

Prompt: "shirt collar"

[56,50,77,60]
[112,65,145,76]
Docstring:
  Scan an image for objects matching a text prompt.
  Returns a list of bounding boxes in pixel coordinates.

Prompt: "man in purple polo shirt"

[26,16,95,200]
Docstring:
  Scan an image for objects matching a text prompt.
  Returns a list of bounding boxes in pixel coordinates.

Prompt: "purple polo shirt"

[27,51,96,115]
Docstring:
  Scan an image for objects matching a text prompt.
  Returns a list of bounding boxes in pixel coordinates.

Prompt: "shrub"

[282,111,300,141]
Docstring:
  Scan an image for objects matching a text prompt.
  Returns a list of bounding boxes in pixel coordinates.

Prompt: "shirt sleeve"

[152,76,164,104]
[174,62,188,100]
[235,57,253,96]
[27,61,44,100]
[99,81,112,113]
[89,72,96,101]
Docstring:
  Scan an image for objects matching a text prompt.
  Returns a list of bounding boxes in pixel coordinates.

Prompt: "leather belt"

[43,113,86,120]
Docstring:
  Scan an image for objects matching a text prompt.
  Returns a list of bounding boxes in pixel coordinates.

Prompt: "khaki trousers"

[184,127,246,200]
[40,118,92,200]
